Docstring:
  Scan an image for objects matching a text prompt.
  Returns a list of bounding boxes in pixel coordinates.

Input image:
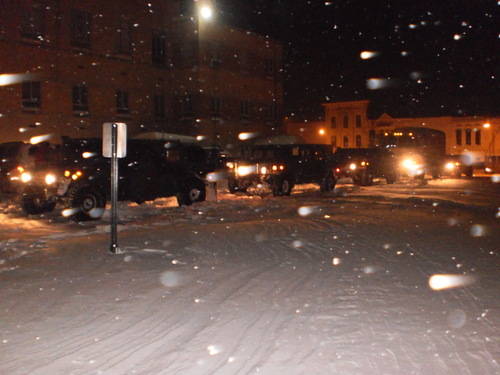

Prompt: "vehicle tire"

[385,173,397,184]
[272,177,293,196]
[21,189,56,215]
[227,178,239,194]
[177,178,206,206]
[464,166,473,178]
[67,186,106,221]
[359,171,373,186]
[320,174,336,192]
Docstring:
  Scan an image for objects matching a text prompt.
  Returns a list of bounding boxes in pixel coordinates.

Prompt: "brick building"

[0,0,283,146]
[285,100,500,170]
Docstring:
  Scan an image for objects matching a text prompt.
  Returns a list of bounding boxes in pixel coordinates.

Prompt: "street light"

[199,5,213,21]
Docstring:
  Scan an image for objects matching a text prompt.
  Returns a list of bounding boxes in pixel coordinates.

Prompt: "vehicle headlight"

[71,170,83,180]
[236,165,255,176]
[226,162,234,169]
[21,172,32,183]
[445,162,455,171]
[260,166,268,174]
[45,173,57,185]
[349,163,357,171]
[401,158,418,171]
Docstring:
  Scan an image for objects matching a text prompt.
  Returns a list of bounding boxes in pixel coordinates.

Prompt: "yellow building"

[285,100,500,171]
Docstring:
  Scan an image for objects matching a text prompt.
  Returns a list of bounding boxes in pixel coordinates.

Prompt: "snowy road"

[0,178,499,374]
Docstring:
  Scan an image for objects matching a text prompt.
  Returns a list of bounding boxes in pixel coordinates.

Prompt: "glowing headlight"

[260,166,268,174]
[445,162,456,171]
[349,163,357,171]
[71,171,83,180]
[236,165,255,176]
[64,170,71,177]
[45,173,56,185]
[21,172,32,183]
[226,162,234,169]
[402,158,417,170]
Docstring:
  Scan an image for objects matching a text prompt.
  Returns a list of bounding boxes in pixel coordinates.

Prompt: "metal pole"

[110,123,120,254]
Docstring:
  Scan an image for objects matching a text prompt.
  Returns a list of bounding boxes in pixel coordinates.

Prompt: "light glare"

[429,274,476,291]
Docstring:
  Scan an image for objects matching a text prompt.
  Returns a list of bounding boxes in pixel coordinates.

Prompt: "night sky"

[217,0,498,120]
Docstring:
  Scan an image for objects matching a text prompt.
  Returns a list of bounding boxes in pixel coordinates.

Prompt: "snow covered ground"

[0,178,499,374]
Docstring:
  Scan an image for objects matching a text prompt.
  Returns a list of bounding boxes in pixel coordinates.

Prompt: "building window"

[355,115,362,128]
[343,115,349,128]
[330,116,337,128]
[21,81,41,109]
[343,136,349,148]
[456,129,462,145]
[475,129,481,145]
[240,100,250,119]
[182,94,193,116]
[265,59,274,77]
[72,84,88,113]
[154,94,165,118]
[115,21,132,55]
[331,136,337,147]
[71,10,91,48]
[465,128,471,145]
[179,0,192,16]
[20,3,44,40]
[210,97,221,116]
[208,43,221,68]
[152,31,166,65]
[356,135,362,147]
[369,130,376,147]
[116,90,129,114]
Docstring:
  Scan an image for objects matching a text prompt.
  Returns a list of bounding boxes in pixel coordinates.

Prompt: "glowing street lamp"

[199,5,213,21]
[318,128,326,136]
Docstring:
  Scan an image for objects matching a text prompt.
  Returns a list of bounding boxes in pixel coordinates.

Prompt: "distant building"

[0,0,283,146]
[285,100,500,170]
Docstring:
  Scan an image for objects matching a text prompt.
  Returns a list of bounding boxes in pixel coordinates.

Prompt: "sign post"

[102,122,127,254]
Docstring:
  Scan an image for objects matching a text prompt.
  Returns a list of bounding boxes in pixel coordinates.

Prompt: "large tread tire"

[227,178,239,194]
[177,179,206,206]
[359,171,374,186]
[272,177,293,197]
[67,186,106,221]
[320,174,336,192]
[21,190,56,215]
[385,173,397,184]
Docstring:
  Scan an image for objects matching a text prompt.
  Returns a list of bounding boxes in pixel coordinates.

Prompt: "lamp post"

[196,2,217,145]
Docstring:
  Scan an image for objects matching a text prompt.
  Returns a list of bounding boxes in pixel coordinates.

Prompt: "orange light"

[318,128,326,136]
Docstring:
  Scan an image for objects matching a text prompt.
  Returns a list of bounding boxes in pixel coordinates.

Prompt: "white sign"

[102,122,127,158]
